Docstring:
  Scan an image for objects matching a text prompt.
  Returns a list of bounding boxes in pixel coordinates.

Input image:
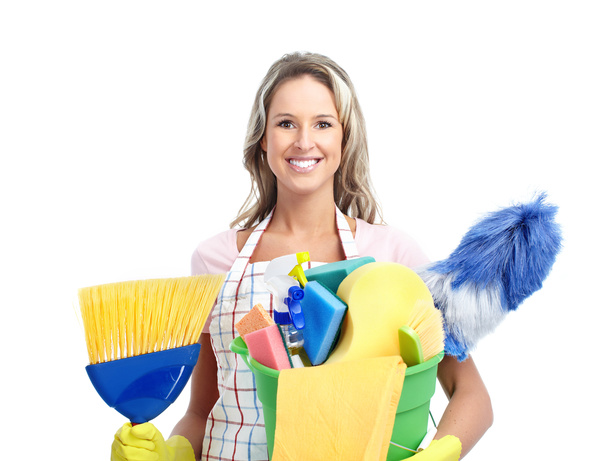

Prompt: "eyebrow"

[271,113,339,120]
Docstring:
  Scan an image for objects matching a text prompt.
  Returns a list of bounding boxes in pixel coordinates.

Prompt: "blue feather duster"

[417,193,562,361]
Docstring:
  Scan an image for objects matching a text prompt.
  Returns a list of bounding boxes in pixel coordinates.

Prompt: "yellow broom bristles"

[407,299,445,362]
[79,274,225,365]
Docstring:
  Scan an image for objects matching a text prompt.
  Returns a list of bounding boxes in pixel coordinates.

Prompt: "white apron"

[201,207,359,460]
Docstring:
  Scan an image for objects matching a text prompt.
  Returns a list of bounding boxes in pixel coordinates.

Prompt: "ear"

[260,136,267,153]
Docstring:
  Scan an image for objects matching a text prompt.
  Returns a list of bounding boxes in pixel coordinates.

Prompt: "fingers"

[130,423,163,443]
[112,423,159,461]
[111,442,159,461]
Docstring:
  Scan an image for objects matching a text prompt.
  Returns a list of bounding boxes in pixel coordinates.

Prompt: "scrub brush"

[398,299,445,366]
[79,274,224,423]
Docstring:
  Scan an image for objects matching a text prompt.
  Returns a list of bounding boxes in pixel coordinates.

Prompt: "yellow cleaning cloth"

[271,356,406,461]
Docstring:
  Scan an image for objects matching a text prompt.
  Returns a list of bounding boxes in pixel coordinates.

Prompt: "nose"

[294,127,315,151]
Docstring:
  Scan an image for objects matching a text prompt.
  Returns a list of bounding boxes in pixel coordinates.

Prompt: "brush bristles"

[407,300,445,362]
[79,274,225,365]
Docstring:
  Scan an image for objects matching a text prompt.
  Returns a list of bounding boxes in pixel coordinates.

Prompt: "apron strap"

[228,209,274,275]
[335,206,360,260]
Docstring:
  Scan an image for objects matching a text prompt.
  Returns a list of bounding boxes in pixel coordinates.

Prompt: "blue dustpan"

[85,344,200,424]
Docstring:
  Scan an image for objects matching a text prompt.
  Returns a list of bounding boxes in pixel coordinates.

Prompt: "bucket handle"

[230,336,251,368]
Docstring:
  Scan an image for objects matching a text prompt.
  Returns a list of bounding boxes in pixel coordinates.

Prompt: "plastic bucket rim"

[230,336,444,376]
[229,336,249,357]
[248,352,443,377]
[405,351,444,376]
[248,356,281,378]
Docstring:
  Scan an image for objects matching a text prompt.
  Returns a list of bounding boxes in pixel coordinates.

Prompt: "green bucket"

[230,336,443,460]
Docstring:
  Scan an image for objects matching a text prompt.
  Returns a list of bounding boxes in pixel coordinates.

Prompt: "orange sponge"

[234,303,275,341]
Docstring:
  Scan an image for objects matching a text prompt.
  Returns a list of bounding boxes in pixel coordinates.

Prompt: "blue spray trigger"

[284,297,305,330]
[288,285,304,301]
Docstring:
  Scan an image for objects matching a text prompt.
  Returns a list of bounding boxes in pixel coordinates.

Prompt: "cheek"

[265,145,283,177]
[261,131,285,155]
[328,133,344,161]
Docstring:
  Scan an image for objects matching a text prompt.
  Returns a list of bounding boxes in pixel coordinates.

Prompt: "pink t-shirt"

[192,218,428,274]
[192,217,429,274]
[192,219,429,333]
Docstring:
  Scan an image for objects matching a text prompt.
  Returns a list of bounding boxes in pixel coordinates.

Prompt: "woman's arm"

[434,355,493,459]
[171,333,220,460]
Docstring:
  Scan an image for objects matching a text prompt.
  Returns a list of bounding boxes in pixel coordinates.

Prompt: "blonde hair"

[231,52,382,229]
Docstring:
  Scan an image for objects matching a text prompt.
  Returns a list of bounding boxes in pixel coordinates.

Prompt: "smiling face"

[260,75,343,201]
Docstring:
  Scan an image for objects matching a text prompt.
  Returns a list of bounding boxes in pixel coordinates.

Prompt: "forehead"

[269,75,337,115]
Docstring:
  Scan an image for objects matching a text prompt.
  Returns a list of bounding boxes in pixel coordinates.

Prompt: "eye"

[317,121,333,129]
[277,120,294,129]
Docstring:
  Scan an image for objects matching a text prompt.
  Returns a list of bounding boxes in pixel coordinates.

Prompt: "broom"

[79,274,224,423]
[416,193,562,361]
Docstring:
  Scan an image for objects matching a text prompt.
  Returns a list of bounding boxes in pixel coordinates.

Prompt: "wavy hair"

[230,52,382,228]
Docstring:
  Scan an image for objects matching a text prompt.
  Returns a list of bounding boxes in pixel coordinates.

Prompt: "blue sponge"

[301,281,348,366]
[304,256,375,294]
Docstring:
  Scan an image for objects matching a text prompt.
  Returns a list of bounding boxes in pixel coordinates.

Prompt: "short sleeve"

[354,219,429,268]
[191,228,239,333]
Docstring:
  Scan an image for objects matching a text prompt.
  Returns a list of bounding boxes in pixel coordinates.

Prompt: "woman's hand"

[111,422,195,461]
[409,436,462,461]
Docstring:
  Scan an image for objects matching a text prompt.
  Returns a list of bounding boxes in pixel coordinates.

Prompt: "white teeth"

[289,159,318,168]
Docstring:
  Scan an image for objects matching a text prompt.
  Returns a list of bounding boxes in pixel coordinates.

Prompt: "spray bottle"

[265,253,312,367]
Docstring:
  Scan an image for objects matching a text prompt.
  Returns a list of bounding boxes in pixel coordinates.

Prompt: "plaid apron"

[202,207,359,460]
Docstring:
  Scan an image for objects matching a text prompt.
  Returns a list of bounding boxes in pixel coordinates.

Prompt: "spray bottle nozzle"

[284,295,305,330]
[264,252,309,329]
[288,285,304,301]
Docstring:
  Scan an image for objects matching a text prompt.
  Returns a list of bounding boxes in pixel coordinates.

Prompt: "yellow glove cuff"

[165,435,195,461]
[411,435,462,461]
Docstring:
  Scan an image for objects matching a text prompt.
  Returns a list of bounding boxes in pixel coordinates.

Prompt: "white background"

[1,1,598,459]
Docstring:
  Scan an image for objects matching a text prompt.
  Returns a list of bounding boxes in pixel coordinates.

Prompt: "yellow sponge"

[325,262,436,364]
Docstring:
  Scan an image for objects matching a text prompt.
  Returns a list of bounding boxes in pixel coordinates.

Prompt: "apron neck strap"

[228,209,274,274]
[335,206,360,260]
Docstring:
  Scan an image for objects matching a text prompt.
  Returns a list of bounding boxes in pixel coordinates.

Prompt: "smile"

[287,158,321,170]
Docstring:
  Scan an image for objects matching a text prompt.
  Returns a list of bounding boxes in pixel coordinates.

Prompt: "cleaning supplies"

[398,326,425,367]
[234,303,293,370]
[271,356,406,461]
[86,344,201,423]
[325,262,436,365]
[264,251,310,286]
[304,256,375,293]
[265,253,311,367]
[300,280,348,365]
[398,299,445,366]
[275,286,310,367]
[416,193,562,360]
[230,306,445,460]
[244,324,293,370]
[79,274,224,423]
[234,303,275,341]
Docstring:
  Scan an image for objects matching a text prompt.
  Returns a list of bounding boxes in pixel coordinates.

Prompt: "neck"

[270,189,337,237]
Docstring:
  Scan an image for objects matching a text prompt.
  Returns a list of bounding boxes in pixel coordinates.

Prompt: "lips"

[287,158,322,172]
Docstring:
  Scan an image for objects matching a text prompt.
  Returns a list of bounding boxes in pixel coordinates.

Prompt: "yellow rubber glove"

[409,436,462,461]
[111,423,195,461]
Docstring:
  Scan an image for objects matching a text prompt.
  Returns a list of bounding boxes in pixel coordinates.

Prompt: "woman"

[112,52,493,461]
